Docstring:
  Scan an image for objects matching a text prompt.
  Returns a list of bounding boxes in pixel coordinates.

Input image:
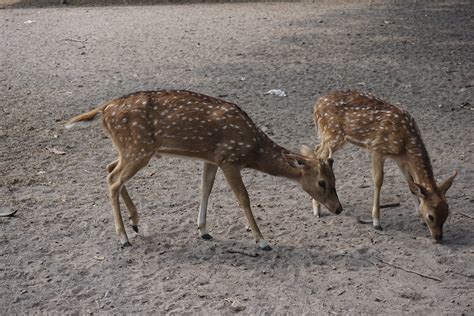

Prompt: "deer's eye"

[428,214,434,222]
[318,181,326,189]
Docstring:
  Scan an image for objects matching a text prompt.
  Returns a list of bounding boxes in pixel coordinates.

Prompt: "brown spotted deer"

[312,90,456,242]
[66,90,342,250]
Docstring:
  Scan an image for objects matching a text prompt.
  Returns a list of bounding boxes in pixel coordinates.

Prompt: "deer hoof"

[132,225,139,233]
[262,245,272,251]
[374,225,383,231]
[121,240,132,248]
[201,233,213,240]
[201,233,212,240]
[258,240,272,251]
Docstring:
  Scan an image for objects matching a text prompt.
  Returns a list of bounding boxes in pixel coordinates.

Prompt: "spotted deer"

[66,90,342,250]
[312,90,456,242]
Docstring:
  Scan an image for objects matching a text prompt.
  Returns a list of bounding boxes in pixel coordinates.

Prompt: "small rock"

[230,301,245,312]
[264,89,287,97]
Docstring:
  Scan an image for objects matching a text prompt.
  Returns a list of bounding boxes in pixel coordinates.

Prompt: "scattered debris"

[239,77,246,81]
[357,216,373,224]
[24,20,36,24]
[459,212,473,219]
[93,255,105,261]
[224,298,246,312]
[0,208,17,217]
[380,202,401,209]
[46,147,66,155]
[264,89,287,97]
[374,258,442,282]
[61,38,87,43]
[225,249,259,258]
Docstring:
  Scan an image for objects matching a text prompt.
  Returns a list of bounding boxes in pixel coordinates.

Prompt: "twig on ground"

[356,203,401,224]
[374,258,442,282]
[61,38,87,43]
[459,212,474,219]
[451,271,474,278]
[380,202,401,209]
[225,250,259,258]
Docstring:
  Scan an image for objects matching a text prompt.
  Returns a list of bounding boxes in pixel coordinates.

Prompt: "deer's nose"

[335,205,343,214]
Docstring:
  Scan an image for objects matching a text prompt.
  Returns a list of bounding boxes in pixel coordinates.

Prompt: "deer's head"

[409,172,457,242]
[283,145,343,214]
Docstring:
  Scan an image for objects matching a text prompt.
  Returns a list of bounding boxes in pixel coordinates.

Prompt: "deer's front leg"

[371,153,385,231]
[312,199,321,217]
[396,161,423,224]
[198,162,218,240]
[221,165,271,251]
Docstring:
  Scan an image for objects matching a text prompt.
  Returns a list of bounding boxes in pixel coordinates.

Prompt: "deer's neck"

[406,137,437,191]
[252,136,302,181]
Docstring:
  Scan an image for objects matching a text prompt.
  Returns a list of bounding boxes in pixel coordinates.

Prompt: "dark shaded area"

[2,0,301,9]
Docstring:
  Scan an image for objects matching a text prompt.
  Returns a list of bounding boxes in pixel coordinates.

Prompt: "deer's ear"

[438,171,457,195]
[409,182,429,198]
[300,145,315,158]
[283,153,309,169]
[327,158,334,169]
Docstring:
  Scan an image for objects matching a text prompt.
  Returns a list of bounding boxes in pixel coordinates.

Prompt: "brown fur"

[67,90,342,249]
[313,90,456,241]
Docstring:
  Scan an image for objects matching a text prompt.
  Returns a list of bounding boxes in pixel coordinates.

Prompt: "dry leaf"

[46,147,66,155]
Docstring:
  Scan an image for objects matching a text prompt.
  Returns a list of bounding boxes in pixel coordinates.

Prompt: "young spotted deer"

[66,90,342,250]
[312,90,456,242]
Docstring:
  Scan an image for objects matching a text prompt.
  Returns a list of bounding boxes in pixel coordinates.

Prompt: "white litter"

[264,89,287,97]
[24,20,36,24]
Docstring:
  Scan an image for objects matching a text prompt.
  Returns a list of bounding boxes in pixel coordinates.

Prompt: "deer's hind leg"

[107,154,153,247]
[107,160,140,233]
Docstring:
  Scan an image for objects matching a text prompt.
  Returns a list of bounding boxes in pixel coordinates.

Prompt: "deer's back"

[314,91,421,156]
[101,90,264,164]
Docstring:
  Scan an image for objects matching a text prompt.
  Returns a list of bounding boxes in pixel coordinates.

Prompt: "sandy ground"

[1,0,473,314]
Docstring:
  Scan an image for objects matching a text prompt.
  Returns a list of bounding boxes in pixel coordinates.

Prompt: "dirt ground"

[1,0,473,314]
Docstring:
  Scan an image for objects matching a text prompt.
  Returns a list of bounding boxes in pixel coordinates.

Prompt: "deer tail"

[65,103,109,129]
